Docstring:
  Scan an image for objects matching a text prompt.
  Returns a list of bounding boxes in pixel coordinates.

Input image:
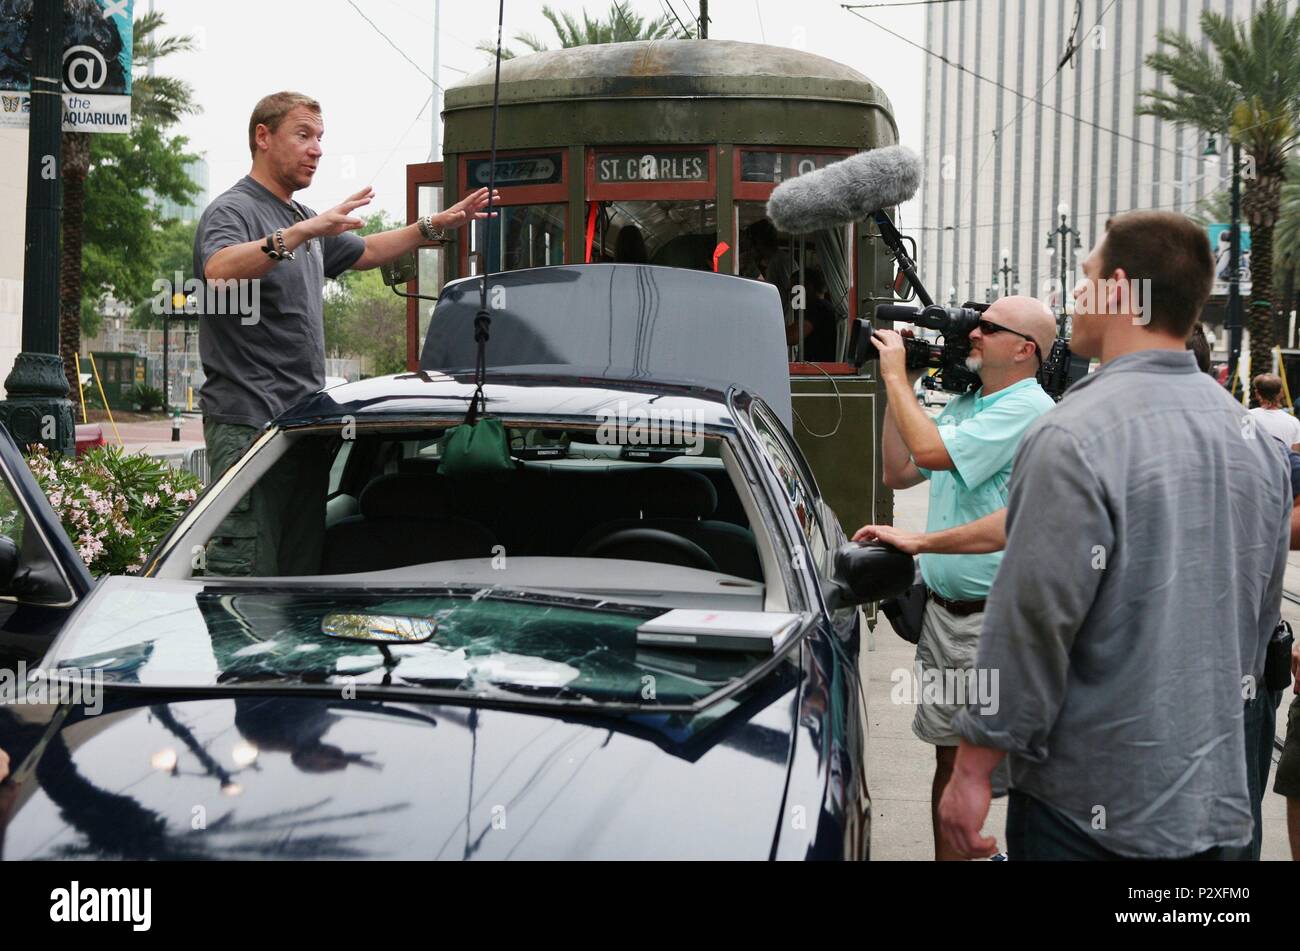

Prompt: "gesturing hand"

[309,186,373,237]
[436,187,502,231]
[0,746,9,784]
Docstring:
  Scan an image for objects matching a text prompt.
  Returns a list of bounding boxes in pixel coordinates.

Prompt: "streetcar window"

[736,204,853,362]
[590,201,719,272]
[471,204,566,274]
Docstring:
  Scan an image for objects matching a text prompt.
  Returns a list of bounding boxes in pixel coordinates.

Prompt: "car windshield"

[44,579,786,710]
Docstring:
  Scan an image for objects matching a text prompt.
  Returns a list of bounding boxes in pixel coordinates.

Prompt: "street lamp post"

[1046,203,1082,336]
[994,247,1018,300]
[0,0,74,453]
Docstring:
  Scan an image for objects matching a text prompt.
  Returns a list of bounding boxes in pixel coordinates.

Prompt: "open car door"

[0,426,93,670]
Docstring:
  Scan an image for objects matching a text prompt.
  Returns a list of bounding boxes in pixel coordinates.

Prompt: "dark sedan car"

[0,265,911,859]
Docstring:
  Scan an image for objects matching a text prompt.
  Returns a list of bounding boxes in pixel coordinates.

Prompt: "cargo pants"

[203,420,327,577]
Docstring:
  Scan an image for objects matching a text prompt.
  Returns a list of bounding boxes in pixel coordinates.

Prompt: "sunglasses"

[976,319,1042,365]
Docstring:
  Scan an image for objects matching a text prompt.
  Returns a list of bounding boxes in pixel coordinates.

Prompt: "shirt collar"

[972,376,1041,409]
[1068,347,1197,395]
[239,174,297,212]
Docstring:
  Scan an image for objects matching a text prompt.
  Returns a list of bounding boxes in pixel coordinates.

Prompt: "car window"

[748,403,829,570]
[327,439,353,497]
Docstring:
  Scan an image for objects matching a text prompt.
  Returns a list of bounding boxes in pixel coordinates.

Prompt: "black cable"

[471,0,506,415]
[345,0,444,90]
[844,4,1183,160]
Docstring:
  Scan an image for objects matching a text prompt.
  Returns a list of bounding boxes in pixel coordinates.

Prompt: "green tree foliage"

[1140,0,1300,394]
[479,1,690,60]
[323,213,409,375]
[83,126,198,317]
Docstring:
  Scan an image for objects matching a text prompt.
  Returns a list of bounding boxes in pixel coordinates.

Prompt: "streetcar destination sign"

[467,153,563,187]
[595,150,709,184]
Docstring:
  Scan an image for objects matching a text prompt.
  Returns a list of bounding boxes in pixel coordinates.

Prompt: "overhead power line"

[347,0,444,90]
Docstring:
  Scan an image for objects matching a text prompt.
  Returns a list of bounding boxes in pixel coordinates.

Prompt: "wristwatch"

[418,215,448,243]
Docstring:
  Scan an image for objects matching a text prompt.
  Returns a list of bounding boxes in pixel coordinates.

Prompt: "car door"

[0,426,93,669]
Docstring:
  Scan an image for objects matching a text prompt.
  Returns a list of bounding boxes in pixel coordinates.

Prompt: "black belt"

[928,591,986,617]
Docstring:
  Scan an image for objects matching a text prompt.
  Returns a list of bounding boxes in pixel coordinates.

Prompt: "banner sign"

[0,0,134,133]
[1207,223,1252,296]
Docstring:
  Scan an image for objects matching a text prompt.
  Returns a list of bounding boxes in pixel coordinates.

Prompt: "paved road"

[865,481,1294,862]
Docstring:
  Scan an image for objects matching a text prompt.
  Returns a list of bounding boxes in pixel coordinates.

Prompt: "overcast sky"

[156,0,925,223]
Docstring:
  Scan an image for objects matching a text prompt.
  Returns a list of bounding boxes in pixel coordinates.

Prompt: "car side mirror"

[380,250,418,288]
[826,542,914,609]
[0,534,27,595]
[381,249,439,303]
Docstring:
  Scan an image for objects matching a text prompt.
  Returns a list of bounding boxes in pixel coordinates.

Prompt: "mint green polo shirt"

[916,377,1055,601]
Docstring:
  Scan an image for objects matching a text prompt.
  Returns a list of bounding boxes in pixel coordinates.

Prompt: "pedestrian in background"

[940,211,1292,860]
[1250,374,1300,450]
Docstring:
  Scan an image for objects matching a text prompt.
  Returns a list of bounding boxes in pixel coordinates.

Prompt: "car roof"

[419,264,793,430]
[275,369,748,429]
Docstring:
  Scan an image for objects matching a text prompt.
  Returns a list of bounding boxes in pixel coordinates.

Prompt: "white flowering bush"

[22,444,201,576]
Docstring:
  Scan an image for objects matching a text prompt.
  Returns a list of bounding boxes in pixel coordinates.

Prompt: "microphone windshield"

[766,146,921,234]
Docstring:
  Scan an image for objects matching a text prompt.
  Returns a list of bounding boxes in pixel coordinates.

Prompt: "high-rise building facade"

[918,0,1287,312]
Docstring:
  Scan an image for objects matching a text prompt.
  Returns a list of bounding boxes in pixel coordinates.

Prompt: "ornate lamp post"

[1046,203,1083,336]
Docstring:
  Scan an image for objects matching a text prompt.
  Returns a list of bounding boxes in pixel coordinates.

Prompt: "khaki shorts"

[1275,693,1300,799]
[911,600,984,747]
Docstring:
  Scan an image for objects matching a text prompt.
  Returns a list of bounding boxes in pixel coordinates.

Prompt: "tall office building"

[918,0,1288,313]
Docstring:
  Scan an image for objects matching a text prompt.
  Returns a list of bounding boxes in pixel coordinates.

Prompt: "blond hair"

[248,91,321,157]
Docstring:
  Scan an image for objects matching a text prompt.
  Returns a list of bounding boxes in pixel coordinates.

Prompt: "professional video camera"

[848,300,1090,400]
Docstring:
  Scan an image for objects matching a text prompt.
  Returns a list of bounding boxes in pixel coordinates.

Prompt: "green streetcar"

[399,39,909,532]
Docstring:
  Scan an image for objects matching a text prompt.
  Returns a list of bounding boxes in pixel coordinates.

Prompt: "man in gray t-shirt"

[194,90,496,576]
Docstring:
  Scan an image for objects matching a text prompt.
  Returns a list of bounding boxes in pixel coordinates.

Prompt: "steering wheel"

[578,527,719,573]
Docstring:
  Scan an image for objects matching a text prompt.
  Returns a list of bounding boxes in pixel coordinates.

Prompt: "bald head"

[986,295,1058,361]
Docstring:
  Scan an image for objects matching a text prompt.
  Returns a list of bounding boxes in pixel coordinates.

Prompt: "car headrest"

[613,467,717,519]
[358,473,454,521]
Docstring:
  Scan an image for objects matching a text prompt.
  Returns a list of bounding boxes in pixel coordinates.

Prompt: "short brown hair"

[248,91,321,157]
[1101,211,1214,338]
[1254,373,1285,403]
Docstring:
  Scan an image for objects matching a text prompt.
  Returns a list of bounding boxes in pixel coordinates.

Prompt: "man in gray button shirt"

[939,211,1292,859]
[193,91,495,575]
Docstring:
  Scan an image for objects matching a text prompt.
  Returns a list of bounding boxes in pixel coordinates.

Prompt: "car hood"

[1,688,797,859]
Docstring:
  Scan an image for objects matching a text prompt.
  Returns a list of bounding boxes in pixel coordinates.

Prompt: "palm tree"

[478,1,691,60]
[1195,157,1300,346]
[59,10,200,393]
[1140,0,1300,398]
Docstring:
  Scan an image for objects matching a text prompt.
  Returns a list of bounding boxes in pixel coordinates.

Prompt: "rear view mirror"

[321,613,437,644]
[827,542,914,608]
[380,251,418,288]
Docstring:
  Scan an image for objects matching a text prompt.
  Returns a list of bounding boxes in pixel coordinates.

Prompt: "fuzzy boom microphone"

[766,146,922,234]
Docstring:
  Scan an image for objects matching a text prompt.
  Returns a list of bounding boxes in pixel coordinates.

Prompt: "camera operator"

[865,295,1056,860]
[939,211,1292,861]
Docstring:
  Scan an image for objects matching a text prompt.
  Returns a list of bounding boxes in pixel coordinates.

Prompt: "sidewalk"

[865,482,1294,862]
